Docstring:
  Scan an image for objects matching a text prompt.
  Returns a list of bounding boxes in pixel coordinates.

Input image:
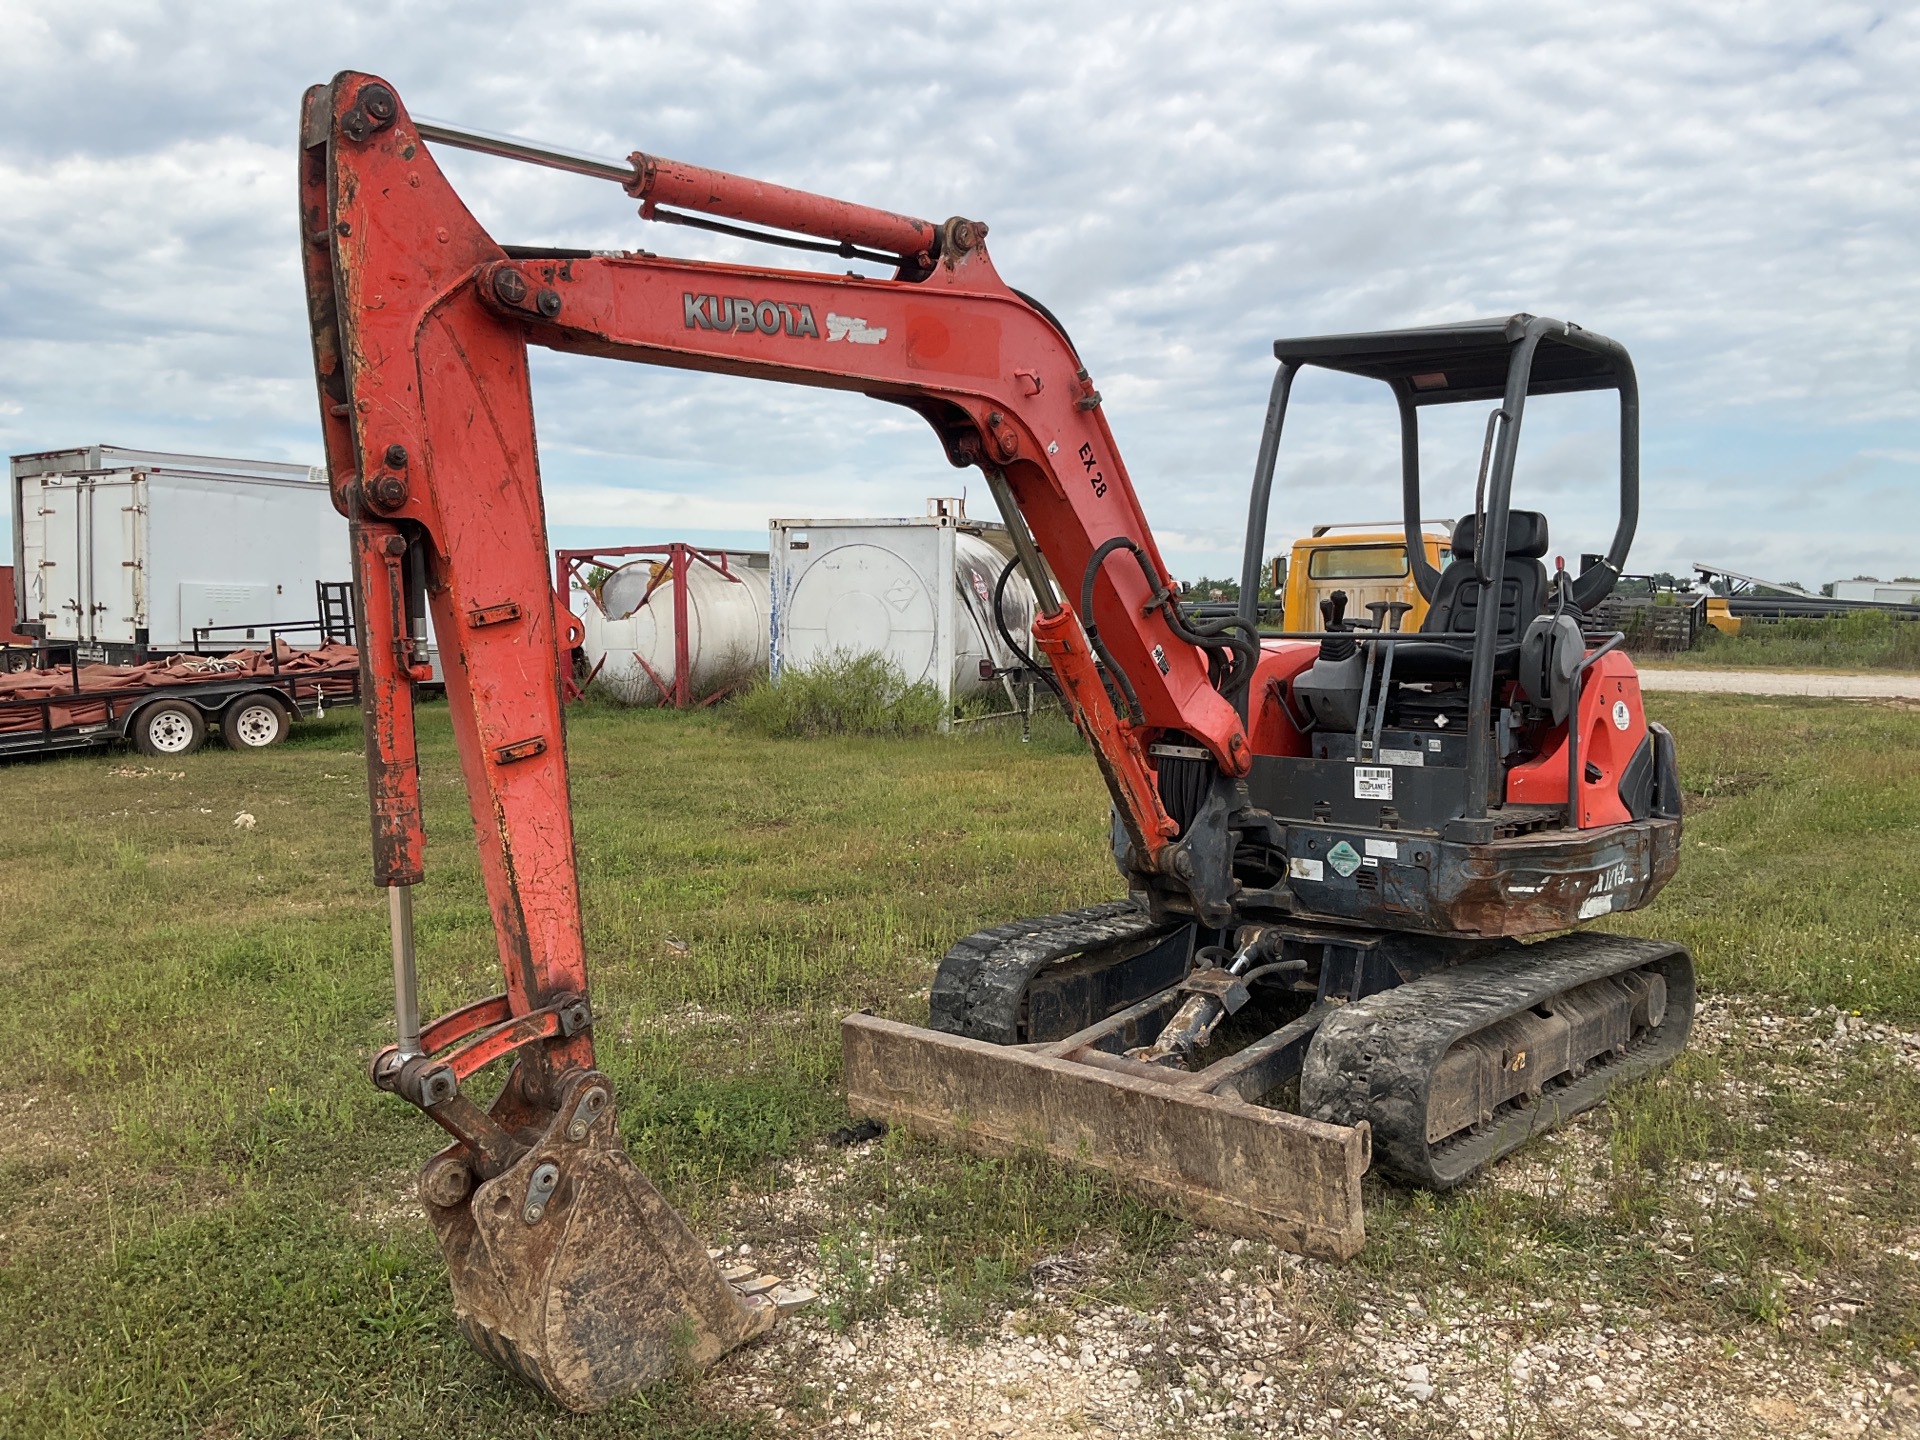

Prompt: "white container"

[769,500,1039,708]
[582,550,771,706]
[9,446,349,651]
[1831,579,1920,606]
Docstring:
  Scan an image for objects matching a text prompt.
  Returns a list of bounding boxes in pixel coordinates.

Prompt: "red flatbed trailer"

[0,640,359,759]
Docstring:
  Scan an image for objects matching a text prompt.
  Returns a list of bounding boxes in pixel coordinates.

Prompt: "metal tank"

[573,546,771,707]
[769,499,1039,706]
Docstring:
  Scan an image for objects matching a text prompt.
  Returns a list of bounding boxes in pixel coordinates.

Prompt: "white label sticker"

[1380,748,1424,767]
[825,312,888,344]
[1578,892,1615,919]
[1612,699,1631,731]
[1365,837,1400,860]
[1427,738,1443,751]
[1354,766,1393,800]
[1289,857,1325,882]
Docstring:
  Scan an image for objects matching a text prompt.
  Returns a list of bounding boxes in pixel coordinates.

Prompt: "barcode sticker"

[1354,766,1393,800]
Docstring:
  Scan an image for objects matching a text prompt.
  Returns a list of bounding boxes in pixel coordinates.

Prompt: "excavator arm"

[300,72,1261,1408]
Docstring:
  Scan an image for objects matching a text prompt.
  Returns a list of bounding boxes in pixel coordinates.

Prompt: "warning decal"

[1328,841,1362,877]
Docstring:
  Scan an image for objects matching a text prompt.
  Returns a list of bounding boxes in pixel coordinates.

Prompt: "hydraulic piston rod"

[411,117,936,261]
[388,882,423,1060]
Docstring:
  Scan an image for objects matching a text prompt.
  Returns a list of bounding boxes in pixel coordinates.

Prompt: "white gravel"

[700,999,1920,1438]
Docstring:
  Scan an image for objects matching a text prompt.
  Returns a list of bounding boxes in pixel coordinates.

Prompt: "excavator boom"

[301,71,1269,1409]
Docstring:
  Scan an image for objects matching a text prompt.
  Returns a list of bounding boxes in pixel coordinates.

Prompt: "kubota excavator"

[302,71,1691,1412]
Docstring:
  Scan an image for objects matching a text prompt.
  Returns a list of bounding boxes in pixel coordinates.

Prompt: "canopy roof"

[1271,314,1628,406]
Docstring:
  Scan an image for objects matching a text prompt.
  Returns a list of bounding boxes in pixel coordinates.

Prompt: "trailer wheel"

[133,701,208,757]
[222,695,292,751]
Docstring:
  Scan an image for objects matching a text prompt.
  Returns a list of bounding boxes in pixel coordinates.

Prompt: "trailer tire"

[132,701,208,757]
[222,694,292,751]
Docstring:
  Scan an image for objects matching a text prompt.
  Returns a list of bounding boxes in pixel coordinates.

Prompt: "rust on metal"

[467,600,524,628]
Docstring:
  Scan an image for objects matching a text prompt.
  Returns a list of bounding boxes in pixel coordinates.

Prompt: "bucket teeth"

[425,1070,779,1413]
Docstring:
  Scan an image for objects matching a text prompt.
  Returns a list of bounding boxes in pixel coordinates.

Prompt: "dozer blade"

[421,1070,778,1413]
[842,1013,1370,1261]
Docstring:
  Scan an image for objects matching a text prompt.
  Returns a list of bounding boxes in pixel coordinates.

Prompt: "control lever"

[1366,600,1414,633]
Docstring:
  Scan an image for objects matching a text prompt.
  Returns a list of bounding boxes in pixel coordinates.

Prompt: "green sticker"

[1328,840,1362,877]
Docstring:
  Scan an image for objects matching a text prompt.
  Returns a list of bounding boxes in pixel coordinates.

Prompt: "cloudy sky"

[3,2,1915,588]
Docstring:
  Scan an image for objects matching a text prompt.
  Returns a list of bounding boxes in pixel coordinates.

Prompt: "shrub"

[730,650,945,738]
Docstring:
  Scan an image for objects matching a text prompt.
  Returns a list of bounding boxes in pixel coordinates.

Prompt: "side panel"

[1506,651,1646,827]
[144,473,352,647]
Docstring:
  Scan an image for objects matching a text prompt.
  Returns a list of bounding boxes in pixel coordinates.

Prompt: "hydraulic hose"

[993,554,1063,700]
[1080,537,1261,710]
[1080,537,1148,724]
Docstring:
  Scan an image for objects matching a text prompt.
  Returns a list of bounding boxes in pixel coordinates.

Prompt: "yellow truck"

[1278,520,1454,630]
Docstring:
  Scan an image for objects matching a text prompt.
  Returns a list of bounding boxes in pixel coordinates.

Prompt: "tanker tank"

[578,548,771,707]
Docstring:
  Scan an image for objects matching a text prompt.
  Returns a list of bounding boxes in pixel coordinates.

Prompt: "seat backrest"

[1420,510,1550,640]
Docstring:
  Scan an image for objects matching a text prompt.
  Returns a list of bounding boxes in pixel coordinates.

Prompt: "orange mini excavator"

[302,72,1691,1411]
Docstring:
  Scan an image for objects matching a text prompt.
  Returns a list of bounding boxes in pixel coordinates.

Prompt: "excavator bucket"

[419,1070,785,1412]
[842,1013,1370,1260]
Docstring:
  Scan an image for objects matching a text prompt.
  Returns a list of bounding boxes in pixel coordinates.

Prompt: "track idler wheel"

[421,1069,781,1411]
[1300,934,1695,1189]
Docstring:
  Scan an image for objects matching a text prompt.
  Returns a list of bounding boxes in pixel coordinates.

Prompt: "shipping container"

[768,499,1040,715]
[9,446,350,658]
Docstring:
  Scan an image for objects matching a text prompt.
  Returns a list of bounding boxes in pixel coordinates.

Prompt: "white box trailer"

[9,446,350,655]
[768,499,1041,717]
[1831,579,1920,606]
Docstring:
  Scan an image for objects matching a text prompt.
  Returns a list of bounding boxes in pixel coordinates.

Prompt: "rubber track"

[927,900,1175,1044]
[1300,932,1695,1189]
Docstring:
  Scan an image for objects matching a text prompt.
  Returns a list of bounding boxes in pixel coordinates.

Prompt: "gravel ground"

[698,1001,1920,1439]
[1636,670,1920,698]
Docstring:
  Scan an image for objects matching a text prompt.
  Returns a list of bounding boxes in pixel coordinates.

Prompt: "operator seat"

[1389,510,1551,681]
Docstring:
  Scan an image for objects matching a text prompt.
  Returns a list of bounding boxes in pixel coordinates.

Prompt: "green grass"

[729,650,946,738]
[1,691,1917,1434]
[1651,608,1920,672]
[1629,696,1920,1013]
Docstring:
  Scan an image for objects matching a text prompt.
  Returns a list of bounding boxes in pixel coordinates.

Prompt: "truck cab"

[1281,521,1453,632]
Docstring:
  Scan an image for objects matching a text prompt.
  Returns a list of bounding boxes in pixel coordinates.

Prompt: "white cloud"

[2,1,1916,584]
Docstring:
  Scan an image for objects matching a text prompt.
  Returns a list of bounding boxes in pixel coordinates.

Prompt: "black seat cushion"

[1420,510,1550,641]
[1388,639,1518,683]
[1391,510,1550,682]
[1451,509,1550,562]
